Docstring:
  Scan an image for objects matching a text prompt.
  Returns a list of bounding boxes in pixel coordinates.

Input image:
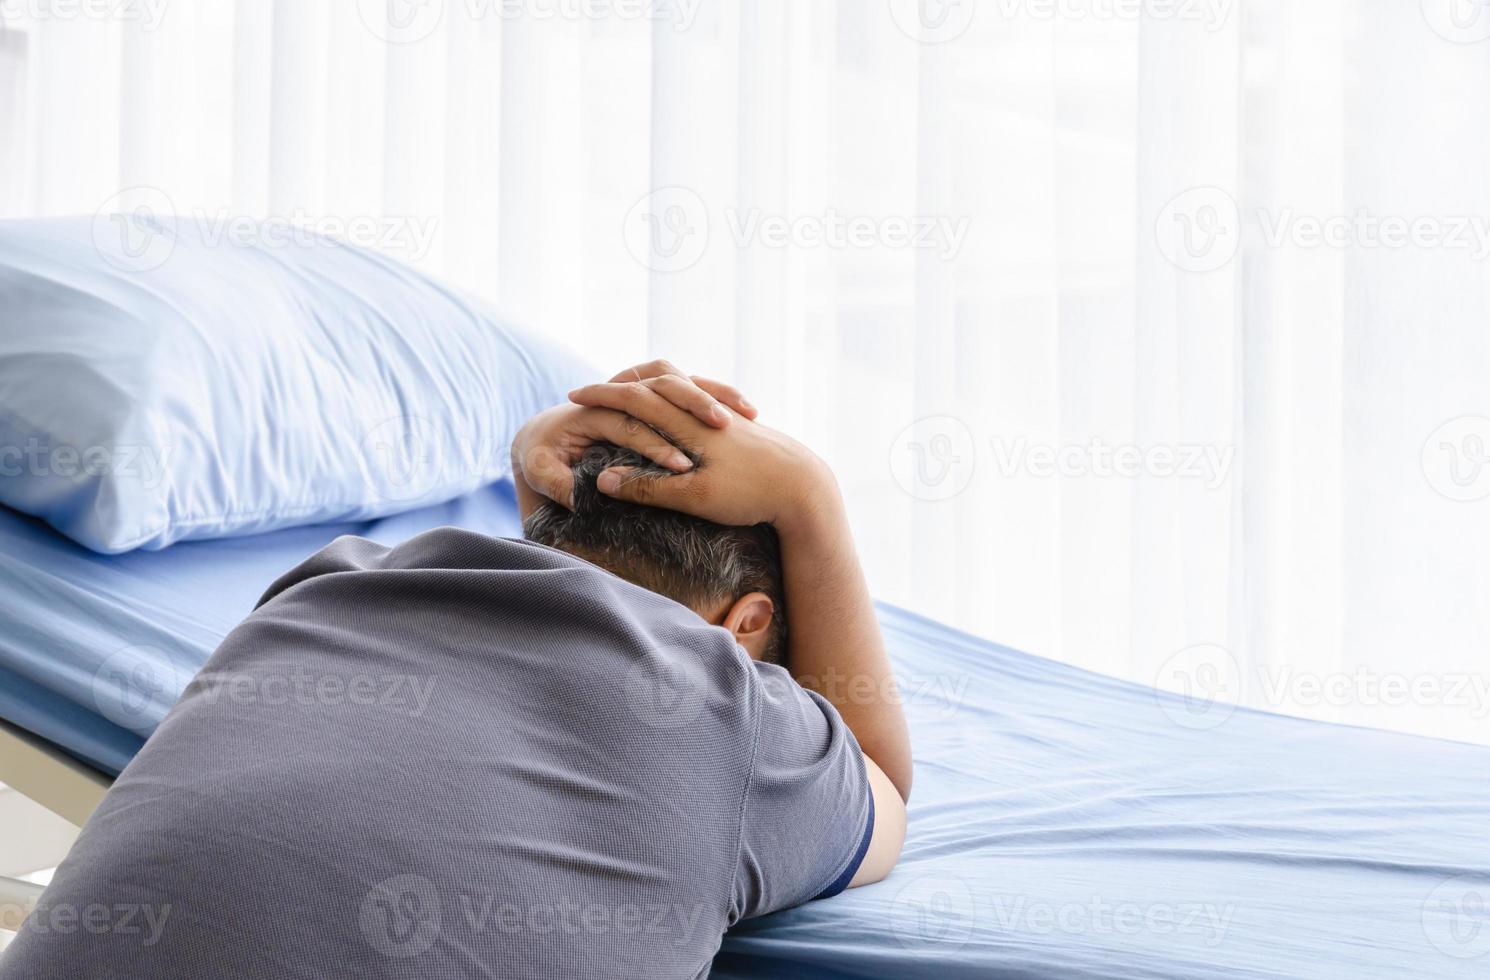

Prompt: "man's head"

[523,443,786,663]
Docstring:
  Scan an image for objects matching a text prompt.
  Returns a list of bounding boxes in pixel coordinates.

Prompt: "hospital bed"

[2,482,1488,978]
[3,213,1486,975]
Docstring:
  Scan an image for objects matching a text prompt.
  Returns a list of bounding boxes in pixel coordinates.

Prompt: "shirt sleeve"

[731,661,874,921]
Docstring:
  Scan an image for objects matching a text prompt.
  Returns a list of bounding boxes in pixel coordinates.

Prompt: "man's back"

[0,529,869,980]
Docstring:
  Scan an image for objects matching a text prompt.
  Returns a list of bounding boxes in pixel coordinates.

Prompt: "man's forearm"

[779,470,913,800]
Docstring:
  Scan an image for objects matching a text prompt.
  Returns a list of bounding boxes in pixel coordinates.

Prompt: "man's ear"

[721,591,776,661]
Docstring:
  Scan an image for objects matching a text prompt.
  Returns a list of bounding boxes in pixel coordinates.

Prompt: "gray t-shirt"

[0,529,871,980]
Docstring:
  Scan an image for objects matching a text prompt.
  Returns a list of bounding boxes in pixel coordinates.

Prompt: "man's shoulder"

[250,528,596,607]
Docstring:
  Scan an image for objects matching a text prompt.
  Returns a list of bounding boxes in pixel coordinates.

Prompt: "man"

[0,362,909,979]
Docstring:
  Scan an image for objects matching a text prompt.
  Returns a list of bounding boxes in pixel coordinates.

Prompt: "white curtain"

[3,0,1489,744]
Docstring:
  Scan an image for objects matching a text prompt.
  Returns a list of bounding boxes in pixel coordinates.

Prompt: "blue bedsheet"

[3,492,1488,978]
[717,606,1490,978]
[0,487,523,773]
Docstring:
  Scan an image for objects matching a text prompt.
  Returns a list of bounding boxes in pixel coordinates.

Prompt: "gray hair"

[522,443,786,664]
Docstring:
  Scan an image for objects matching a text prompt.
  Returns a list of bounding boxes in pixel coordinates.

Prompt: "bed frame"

[0,718,111,829]
[0,719,110,933]
[0,875,43,932]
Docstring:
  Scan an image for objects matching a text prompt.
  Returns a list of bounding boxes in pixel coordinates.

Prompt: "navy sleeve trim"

[812,779,875,901]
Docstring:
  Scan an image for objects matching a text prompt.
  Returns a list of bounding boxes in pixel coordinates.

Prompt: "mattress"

[3,491,1488,978]
[0,486,523,774]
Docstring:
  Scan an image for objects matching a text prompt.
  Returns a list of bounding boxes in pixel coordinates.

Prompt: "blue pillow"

[0,215,592,553]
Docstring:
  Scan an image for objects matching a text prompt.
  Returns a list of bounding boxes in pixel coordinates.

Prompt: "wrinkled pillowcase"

[0,215,591,553]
